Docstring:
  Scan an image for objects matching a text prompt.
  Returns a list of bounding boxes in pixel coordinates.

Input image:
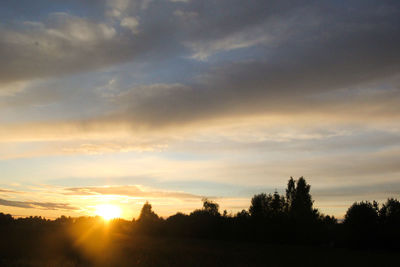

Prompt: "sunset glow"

[0,0,399,221]
[95,204,121,221]
[1,1,399,265]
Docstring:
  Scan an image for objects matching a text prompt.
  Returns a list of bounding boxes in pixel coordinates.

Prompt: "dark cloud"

[112,71,400,128]
[0,13,131,84]
[0,198,76,210]
[1,0,398,85]
[99,0,400,127]
[0,0,182,84]
[1,0,399,129]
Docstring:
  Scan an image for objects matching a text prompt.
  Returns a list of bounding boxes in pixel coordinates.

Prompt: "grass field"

[1,234,398,267]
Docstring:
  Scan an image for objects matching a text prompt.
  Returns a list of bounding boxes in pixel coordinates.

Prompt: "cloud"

[313,180,400,199]
[0,0,178,85]
[60,141,167,155]
[120,16,140,34]
[1,0,398,87]
[64,185,203,200]
[0,188,21,194]
[185,34,267,61]
[0,13,121,84]
[107,75,400,129]
[183,5,312,60]
[0,198,76,210]
[0,141,167,160]
[1,1,399,130]
[0,99,399,160]
[0,81,29,96]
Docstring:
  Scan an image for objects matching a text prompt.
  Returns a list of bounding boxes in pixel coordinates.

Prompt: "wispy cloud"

[0,198,76,210]
[0,188,22,194]
[64,185,203,200]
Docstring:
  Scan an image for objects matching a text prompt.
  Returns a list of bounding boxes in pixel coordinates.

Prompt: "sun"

[95,204,121,221]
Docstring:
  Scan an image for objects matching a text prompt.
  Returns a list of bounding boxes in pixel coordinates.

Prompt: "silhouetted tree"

[249,193,270,219]
[344,201,379,246]
[136,201,162,235]
[250,191,286,220]
[344,201,379,227]
[248,191,287,241]
[378,198,400,248]
[185,202,218,238]
[0,212,14,225]
[222,210,228,217]
[270,190,286,218]
[202,198,220,216]
[165,212,190,237]
[380,198,400,225]
[286,177,296,212]
[320,214,337,225]
[285,176,317,223]
[236,209,250,219]
[138,201,159,222]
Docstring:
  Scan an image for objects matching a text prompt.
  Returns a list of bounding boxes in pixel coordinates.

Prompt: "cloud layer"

[1,0,400,218]
[1,1,399,130]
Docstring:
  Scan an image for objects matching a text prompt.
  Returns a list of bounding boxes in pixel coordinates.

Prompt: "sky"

[0,0,400,220]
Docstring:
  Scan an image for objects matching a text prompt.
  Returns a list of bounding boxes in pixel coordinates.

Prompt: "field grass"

[1,234,398,267]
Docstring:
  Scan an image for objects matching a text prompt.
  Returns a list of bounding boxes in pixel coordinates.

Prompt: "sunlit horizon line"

[94,204,122,221]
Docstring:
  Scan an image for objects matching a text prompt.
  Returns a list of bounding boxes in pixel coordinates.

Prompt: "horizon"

[1,0,400,221]
[0,177,380,221]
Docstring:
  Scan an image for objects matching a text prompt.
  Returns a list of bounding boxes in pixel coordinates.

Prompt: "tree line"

[1,177,399,249]
[133,177,399,248]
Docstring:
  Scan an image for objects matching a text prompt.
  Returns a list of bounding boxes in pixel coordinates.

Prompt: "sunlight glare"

[95,204,121,221]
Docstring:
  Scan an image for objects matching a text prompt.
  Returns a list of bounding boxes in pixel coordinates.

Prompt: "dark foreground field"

[1,234,398,267]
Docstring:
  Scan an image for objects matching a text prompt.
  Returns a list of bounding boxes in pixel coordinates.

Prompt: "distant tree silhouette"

[0,212,14,225]
[222,210,228,217]
[186,199,226,238]
[249,193,269,219]
[136,201,162,235]
[168,212,187,221]
[248,190,287,241]
[164,212,190,237]
[344,201,379,227]
[236,209,250,219]
[378,198,400,248]
[286,177,296,212]
[270,190,286,218]
[202,198,220,216]
[249,191,286,222]
[285,176,317,223]
[138,201,159,222]
[344,201,379,246]
[379,198,400,225]
[319,214,337,225]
